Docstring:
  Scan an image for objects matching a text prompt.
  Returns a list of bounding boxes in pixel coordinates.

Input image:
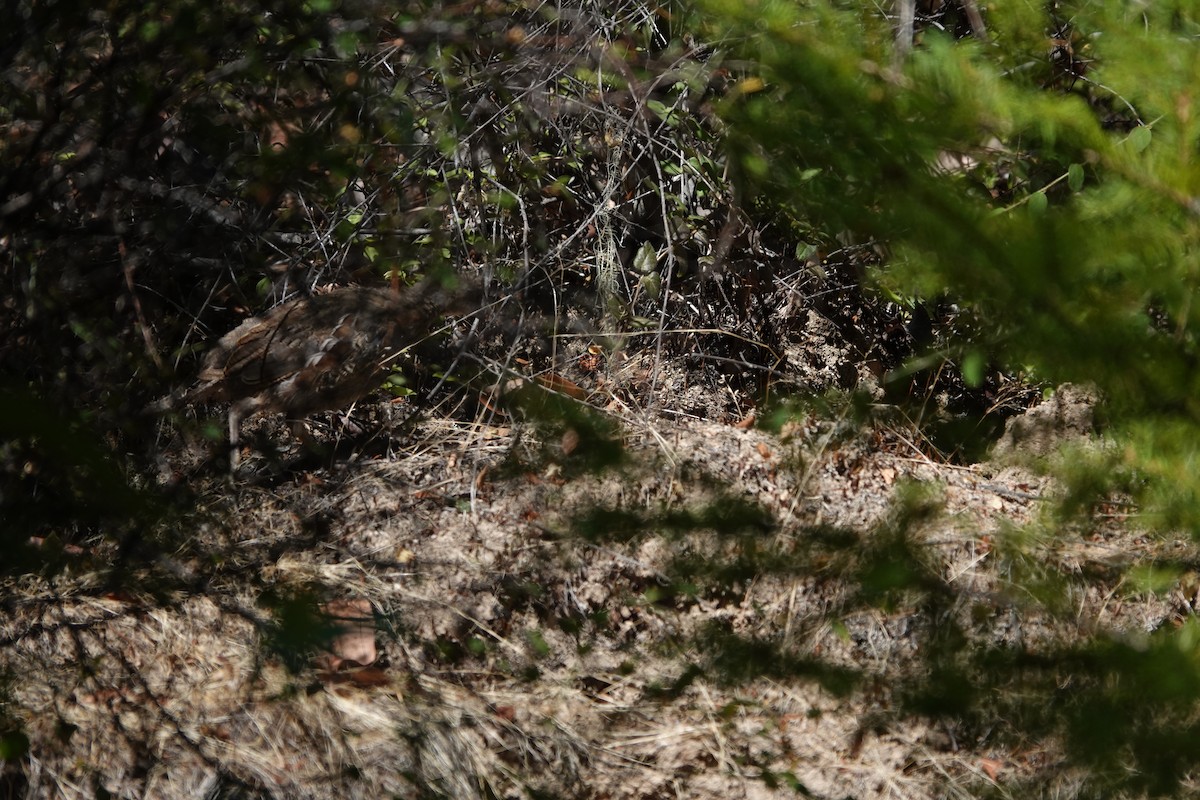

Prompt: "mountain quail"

[160,276,478,467]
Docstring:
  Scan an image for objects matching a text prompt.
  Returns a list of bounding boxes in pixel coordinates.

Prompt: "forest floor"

[6,370,1188,799]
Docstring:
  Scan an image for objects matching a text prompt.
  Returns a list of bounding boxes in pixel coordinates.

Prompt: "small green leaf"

[646,99,678,126]
[335,31,361,58]
[1067,163,1084,192]
[1027,191,1048,215]
[633,241,658,275]
[0,731,30,760]
[525,629,551,658]
[962,351,985,388]
[639,272,661,299]
[1129,125,1152,152]
[139,21,162,42]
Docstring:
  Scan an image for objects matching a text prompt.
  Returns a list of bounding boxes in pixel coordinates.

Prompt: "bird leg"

[228,406,242,472]
[336,408,366,437]
[290,417,316,449]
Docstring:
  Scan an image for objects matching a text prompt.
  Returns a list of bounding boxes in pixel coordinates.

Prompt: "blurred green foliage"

[704,1,1200,532]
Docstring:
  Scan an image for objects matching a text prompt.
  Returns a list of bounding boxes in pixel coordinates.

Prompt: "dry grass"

[5,387,1192,799]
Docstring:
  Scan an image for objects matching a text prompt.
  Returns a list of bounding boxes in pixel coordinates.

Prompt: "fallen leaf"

[979,757,1003,781]
[324,598,377,668]
[348,667,390,687]
[538,372,588,400]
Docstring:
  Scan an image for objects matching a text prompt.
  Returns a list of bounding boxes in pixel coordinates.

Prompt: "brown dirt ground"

[2,384,1193,799]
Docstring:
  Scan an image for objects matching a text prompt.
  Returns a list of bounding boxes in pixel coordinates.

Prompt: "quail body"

[166,277,476,467]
